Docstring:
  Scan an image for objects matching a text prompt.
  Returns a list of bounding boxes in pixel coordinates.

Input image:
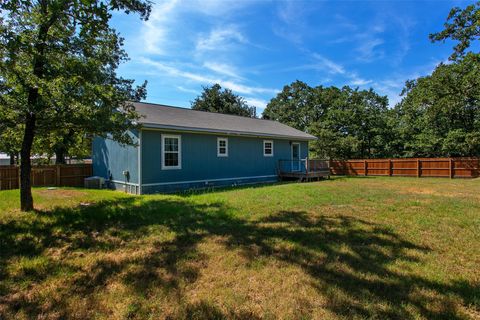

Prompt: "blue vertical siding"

[141,129,308,193]
[92,130,139,192]
[92,128,311,194]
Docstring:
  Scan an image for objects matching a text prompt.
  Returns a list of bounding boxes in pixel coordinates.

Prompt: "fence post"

[417,159,421,178]
[56,165,61,186]
[478,158,480,178]
[449,158,454,179]
[364,160,367,176]
[389,159,392,176]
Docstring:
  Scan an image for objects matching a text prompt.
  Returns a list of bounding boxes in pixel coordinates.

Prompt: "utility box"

[84,176,105,189]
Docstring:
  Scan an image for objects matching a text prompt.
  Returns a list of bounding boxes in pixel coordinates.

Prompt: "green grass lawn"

[0,177,479,319]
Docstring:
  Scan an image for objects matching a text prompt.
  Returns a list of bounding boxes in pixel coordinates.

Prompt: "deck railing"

[278,159,330,174]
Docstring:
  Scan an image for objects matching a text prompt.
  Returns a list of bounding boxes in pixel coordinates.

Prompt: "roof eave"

[140,123,317,141]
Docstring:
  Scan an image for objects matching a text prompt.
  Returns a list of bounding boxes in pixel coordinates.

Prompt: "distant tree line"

[263,52,479,159]
[263,82,392,159]
[264,2,480,159]
[189,3,479,159]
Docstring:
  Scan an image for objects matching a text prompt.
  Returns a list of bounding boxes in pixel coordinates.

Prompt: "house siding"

[140,129,308,193]
[92,130,139,193]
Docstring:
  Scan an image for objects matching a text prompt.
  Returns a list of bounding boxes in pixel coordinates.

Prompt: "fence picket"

[0,164,92,190]
[330,158,479,179]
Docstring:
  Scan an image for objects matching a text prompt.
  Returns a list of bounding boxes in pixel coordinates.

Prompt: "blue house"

[92,102,317,194]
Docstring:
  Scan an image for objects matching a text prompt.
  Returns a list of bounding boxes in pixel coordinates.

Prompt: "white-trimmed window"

[263,140,273,157]
[217,137,228,157]
[161,134,181,169]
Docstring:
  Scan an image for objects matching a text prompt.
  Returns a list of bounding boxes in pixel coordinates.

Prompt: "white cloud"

[391,16,415,66]
[284,52,373,88]
[320,15,388,63]
[310,53,372,87]
[141,0,179,54]
[176,86,199,94]
[140,57,278,96]
[196,25,247,52]
[245,97,268,115]
[182,0,254,17]
[245,97,268,108]
[349,77,372,86]
[140,0,255,55]
[203,62,242,79]
[355,37,385,62]
[273,0,313,44]
[221,80,278,95]
[327,14,414,65]
[277,1,305,26]
[373,60,440,107]
[311,53,346,75]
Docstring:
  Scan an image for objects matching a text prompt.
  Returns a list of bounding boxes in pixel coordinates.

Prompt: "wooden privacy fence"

[0,164,92,190]
[330,158,480,179]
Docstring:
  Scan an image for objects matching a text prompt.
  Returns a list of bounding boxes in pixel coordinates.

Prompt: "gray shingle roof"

[132,102,316,140]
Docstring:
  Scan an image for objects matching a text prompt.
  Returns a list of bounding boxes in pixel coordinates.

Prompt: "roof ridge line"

[129,100,281,123]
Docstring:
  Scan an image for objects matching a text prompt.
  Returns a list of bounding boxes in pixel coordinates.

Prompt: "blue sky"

[111,0,471,114]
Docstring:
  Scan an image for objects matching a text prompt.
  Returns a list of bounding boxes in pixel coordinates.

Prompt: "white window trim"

[217,137,228,157]
[161,134,182,170]
[263,140,274,157]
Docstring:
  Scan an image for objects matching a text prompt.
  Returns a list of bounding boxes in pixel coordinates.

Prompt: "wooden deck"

[278,159,330,181]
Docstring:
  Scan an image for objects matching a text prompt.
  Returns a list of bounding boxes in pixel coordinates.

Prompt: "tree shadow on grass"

[0,196,478,319]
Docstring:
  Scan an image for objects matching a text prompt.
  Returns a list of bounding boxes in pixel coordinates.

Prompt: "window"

[217,137,228,157]
[263,140,273,157]
[162,134,181,169]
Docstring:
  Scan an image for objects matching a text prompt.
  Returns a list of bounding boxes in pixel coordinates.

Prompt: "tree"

[263,81,390,159]
[430,1,480,60]
[0,0,150,211]
[33,129,92,164]
[0,127,22,165]
[0,85,22,164]
[191,84,256,117]
[263,81,316,131]
[395,53,480,157]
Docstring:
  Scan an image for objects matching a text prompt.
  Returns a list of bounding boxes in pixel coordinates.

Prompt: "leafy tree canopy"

[394,53,480,157]
[263,81,390,159]
[0,0,151,210]
[191,84,256,118]
[430,1,480,60]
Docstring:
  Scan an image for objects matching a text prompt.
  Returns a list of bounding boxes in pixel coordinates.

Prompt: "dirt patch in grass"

[36,189,87,198]
[392,181,480,199]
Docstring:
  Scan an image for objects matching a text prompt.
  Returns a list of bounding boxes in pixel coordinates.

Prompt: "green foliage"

[33,129,92,164]
[395,53,480,157]
[430,1,480,60]
[0,126,21,162]
[0,0,151,210]
[0,0,150,146]
[191,84,256,118]
[263,80,318,131]
[264,52,480,159]
[263,81,390,159]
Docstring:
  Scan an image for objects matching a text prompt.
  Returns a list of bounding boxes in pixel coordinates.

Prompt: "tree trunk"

[20,113,36,211]
[18,1,53,211]
[55,147,67,164]
[9,153,15,165]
